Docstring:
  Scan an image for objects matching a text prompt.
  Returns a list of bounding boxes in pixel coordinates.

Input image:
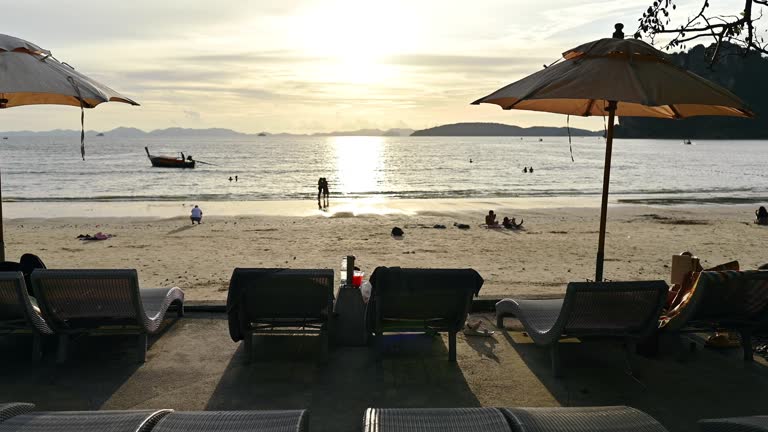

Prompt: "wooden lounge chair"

[496,281,668,376]
[227,268,335,362]
[151,410,309,432]
[699,415,768,432]
[0,403,35,423]
[367,267,483,362]
[0,409,172,432]
[364,408,511,432]
[662,270,768,361]
[0,272,53,360]
[30,269,185,363]
[499,406,669,432]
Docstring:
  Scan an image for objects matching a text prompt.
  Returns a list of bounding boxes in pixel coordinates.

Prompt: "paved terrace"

[1,312,767,432]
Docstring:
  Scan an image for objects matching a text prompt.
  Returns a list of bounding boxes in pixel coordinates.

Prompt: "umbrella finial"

[612,23,624,39]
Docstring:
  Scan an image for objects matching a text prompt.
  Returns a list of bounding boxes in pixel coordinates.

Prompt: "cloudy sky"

[3,0,743,133]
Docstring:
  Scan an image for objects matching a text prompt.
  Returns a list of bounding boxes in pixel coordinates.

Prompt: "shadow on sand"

[206,333,481,432]
[497,318,768,432]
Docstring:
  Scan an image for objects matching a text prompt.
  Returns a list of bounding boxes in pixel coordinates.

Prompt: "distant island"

[411,122,601,137]
[0,127,415,138]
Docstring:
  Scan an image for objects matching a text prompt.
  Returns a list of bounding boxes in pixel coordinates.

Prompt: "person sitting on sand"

[502,216,524,229]
[485,210,499,227]
[756,206,768,225]
[190,205,203,224]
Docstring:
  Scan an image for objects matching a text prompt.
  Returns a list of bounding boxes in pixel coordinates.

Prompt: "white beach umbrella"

[472,26,753,281]
[0,33,139,260]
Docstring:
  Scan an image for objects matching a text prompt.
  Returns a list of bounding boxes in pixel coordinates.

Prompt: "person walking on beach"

[190,205,203,224]
[235,175,238,182]
[320,177,330,208]
[317,177,324,209]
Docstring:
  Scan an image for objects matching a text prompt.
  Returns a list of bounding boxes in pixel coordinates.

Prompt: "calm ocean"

[1,135,767,204]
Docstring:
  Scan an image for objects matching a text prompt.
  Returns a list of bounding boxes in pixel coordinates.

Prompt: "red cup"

[352,271,364,287]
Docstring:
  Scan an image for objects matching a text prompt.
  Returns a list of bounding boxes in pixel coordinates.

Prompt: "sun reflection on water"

[332,136,384,196]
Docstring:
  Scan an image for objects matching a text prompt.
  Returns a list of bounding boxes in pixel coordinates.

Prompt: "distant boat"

[96,133,104,137]
[2,137,7,140]
[145,147,195,168]
[258,132,267,137]
[683,139,692,145]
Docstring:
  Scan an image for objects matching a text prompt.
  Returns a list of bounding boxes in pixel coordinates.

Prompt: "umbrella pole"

[595,100,617,281]
[0,166,4,262]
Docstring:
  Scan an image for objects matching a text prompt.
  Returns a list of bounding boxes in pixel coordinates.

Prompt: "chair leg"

[550,343,562,378]
[740,330,754,362]
[32,334,43,362]
[137,334,148,363]
[496,314,504,329]
[623,339,636,376]
[319,326,329,363]
[56,334,68,364]
[177,303,185,318]
[448,331,457,362]
[375,333,385,362]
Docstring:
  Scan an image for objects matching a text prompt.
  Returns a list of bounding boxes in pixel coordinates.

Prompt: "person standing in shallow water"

[321,178,330,208]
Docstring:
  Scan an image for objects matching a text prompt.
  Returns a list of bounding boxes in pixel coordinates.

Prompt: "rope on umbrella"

[66,76,86,160]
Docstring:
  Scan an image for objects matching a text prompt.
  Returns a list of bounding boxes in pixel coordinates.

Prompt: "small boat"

[683,139,692,145]
[96,133,104,137]
[145,147,195,168]
[2,137,7,140]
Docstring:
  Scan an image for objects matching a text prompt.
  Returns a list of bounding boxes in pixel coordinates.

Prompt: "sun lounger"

[500,406,669,432]
[151,410,308,432]
[364,408,511,432]
[0,272,53,360]
[662,270,768,361]
[0,403,35,423]
[30,269,184,363]
[227,268,335,362]
[367,267,483,362]
[0,409,172,432]
[496,280,668,376]
[699,415,768,431]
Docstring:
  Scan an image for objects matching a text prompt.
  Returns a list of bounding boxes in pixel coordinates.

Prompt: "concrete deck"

[2,312,767,432]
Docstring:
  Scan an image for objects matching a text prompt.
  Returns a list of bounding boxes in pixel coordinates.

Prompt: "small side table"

[334,285,369,346]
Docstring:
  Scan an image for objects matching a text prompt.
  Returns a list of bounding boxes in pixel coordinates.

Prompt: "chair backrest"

[30,269,143,330]
[667,270,768,330]
[228,268,334,321]
[0,272,50,334]
[368,267,483,330]
[561,280,668,337]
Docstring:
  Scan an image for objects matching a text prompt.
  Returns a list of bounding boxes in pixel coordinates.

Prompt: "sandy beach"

[4,199,766,301]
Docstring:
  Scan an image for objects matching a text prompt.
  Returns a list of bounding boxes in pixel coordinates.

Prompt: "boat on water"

[145,147,195,168]
[683,139,692,145]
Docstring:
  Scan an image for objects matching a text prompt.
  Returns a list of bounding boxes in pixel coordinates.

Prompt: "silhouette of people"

[235,175,238,182]
[502,216,524,229]
[317,177,330,209]
[190,205,203,224]
[756,206,768,225]
[523,167,528,173]
[485,210,499,227]
[529,166,534,173]
[469,158,473,163]
[228,176,233,182]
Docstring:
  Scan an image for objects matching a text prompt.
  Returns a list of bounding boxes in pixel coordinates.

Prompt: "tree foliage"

[636,0,767,63]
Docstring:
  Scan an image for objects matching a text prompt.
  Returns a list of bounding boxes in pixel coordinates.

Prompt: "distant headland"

[410,122,601,137]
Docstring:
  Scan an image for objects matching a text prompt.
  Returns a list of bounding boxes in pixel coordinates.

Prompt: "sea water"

[1,135,767,205]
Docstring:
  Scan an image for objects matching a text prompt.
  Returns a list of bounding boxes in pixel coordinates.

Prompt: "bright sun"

[292,0,415,84]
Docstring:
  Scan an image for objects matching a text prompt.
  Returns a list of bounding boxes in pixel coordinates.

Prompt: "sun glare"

[333,136,384,196]
[292,0,415,84]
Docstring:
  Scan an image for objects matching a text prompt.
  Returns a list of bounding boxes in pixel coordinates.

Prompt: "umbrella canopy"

[473,33,752,281]
[0,33,138,261]
[0,34,138,108]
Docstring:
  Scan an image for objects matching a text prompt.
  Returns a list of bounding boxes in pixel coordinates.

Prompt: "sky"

[2,0,747,134]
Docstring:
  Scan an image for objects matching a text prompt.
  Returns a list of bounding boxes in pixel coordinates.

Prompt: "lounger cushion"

[699,416,768,432]
[152,410,308,432]
[0,410,172,432]
[0,403,35,423]
[500,406,669,432]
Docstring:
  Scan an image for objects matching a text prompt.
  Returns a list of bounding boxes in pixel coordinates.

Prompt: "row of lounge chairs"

[2,402,767,431]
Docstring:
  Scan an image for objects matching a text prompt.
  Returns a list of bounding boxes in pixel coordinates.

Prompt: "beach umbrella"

[0,33,138,260]
[472,25,752,281]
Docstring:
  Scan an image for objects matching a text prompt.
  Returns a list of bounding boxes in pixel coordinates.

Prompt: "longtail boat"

[145,147,195,168]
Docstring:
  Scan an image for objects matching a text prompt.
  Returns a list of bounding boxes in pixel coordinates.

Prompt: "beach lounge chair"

[0,409,172,432]
[367,267,483,362]
[0,272,53,360]
[227,268,335,362]
[699,415,768,431]
[150,410,309,432]
[499,406,669,432]
[496,280,668,376]
[364,408,511,432]
[30,269,185,363]
[0,403,35,423]
[661,270,768,361]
